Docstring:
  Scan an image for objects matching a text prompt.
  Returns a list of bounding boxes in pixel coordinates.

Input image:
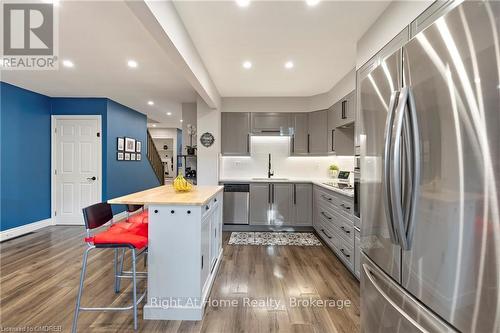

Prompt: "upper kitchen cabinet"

[291,113,309,155]
[221,112,251,156]
[308,110,328,154]
[337,91,356,127]
[251,112,291,134]
[327,102,340,154]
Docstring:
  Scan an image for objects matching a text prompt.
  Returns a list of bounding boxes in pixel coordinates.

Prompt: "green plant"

[329,164,339,171]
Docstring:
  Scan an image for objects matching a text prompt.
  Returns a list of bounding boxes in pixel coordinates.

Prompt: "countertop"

[220,178,354,198]
[108,185,223,206]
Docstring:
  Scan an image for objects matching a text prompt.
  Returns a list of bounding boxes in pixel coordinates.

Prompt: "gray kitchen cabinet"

[334,126,355,156]
[292,184,312,225]
[221,112,250,156]
[291,113,309,155]
[249,183,270,225]
[327,103,340,154]
[251,113,291,134]
[307,110,328,154]
[272,184,293,225]
[337,91,356,127]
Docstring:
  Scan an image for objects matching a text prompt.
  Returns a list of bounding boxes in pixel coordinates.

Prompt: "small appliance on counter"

[322,171,353,190]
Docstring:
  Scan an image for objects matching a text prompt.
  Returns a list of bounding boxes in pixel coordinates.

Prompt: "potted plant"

[329,164,339,178]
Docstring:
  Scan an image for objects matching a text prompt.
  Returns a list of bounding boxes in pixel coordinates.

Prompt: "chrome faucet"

[268,153,274,178]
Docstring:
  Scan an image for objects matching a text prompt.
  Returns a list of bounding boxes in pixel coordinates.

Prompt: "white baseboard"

[0,218,54,242]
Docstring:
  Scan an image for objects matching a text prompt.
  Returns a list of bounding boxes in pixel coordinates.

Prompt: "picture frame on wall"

[137,153,142,161]
[131,153,136,161]
[117,137,125,151]
[117,152,124,161]
[125,137,136,152]
[136,141,142,153]
[124,153,131,161]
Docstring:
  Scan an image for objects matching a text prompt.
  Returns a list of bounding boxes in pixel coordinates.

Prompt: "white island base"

[144,192,223,320]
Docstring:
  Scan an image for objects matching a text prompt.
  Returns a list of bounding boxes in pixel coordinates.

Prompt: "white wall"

[197,96,221,185]
[220,136,354,181]
[220,68,356,113]
[356,0,433,69]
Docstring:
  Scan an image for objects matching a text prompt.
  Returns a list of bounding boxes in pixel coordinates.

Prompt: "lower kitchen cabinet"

[249,183,270,225]
[292,184,312,225]
[313,185,357,278]
[249,182,312,226]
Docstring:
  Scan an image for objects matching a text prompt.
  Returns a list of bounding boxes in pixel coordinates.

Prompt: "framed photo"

[125,137,136,153]
[124,153,131,161]
[117,137,125,151]
[117,152,124,161]
[136,141,142,153]
[131,153,136,161]
[137,153,142,161]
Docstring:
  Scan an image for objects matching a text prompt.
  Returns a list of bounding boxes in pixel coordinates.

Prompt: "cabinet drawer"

[315,188,339,208]
[338,199,353,217]
[337,216,354,243]
[316,218,338,250]
[337,238,354,270]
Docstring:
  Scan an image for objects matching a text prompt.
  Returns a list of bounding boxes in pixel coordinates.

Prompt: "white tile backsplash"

[220,136,354,180]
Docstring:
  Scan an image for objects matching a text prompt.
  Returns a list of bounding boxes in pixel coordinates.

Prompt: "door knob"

[87,176,96,181]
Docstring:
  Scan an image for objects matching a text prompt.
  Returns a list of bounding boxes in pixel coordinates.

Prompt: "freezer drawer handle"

[321,229,332,239]
[321,211,332,220]
[362,264,428,332]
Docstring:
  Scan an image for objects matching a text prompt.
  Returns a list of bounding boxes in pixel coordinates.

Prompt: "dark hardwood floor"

[0,227,360,332]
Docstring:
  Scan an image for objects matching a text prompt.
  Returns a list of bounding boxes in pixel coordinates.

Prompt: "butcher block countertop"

[108,185,223,206]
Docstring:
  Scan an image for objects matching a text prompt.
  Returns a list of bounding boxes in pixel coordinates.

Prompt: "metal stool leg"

[131,248,138,331]
[72,247,92,333]
[115,248,126,292]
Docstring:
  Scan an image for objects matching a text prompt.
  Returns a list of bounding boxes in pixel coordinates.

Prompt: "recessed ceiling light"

[148,101,154,106]
[166,112,172,116]
[180,119,184,123]
[62,60,74,68]
[242,61,252,69]
[152,124,157,127]
[306,0,320,6]
[285,61,294,69]
[236,0,250,7]
[127,60,138,68]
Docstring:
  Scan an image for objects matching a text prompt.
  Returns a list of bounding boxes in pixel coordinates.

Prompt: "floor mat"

[228,232,322,246]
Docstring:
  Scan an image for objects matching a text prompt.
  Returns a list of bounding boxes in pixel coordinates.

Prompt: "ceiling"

[174,0,390,97]
[1,1,197,125]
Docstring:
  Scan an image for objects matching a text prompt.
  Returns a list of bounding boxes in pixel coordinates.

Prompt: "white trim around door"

[51,115,103,225]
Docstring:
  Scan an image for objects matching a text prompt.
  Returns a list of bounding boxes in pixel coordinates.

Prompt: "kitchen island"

[108,185,224,320]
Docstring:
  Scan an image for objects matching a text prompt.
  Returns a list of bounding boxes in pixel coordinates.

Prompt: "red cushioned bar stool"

[71,203,148,333]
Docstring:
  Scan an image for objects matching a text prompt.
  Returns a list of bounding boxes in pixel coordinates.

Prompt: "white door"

[54,117,101,225]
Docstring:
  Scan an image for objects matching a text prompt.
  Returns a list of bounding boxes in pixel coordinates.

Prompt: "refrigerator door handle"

[405,87,420,249]
[383,90,400,245]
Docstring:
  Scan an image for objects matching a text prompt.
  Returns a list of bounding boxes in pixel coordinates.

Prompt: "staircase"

[147,130,165,185]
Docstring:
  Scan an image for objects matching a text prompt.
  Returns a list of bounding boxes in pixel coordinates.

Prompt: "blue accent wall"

[0,83,160,231]
[0,82,52,231]
[106,100,159,214]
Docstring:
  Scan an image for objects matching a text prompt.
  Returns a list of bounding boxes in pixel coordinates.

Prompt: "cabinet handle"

[293,184,297,205]
[291,135,295,153]
[321,194,332,201]
[341,248,350,258]
[321,229,332,239]
[331,129,335,151]
[201,255,204,269]
[321,211,332,220]
[342,100,347,119]
[206,205,209,210]
[272,184,275,204]
[341,226,351,234]
[307,134,310,153]
[247,134,250,153]
[340,203,351,210]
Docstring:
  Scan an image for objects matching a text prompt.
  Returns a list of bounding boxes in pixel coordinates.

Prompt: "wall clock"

[200,132,215,147]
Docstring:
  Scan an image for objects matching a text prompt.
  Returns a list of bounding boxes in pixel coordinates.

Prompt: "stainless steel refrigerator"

[359,1,500,332]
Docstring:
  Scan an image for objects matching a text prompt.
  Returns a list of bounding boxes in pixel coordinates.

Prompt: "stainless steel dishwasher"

[223,184,249,225]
